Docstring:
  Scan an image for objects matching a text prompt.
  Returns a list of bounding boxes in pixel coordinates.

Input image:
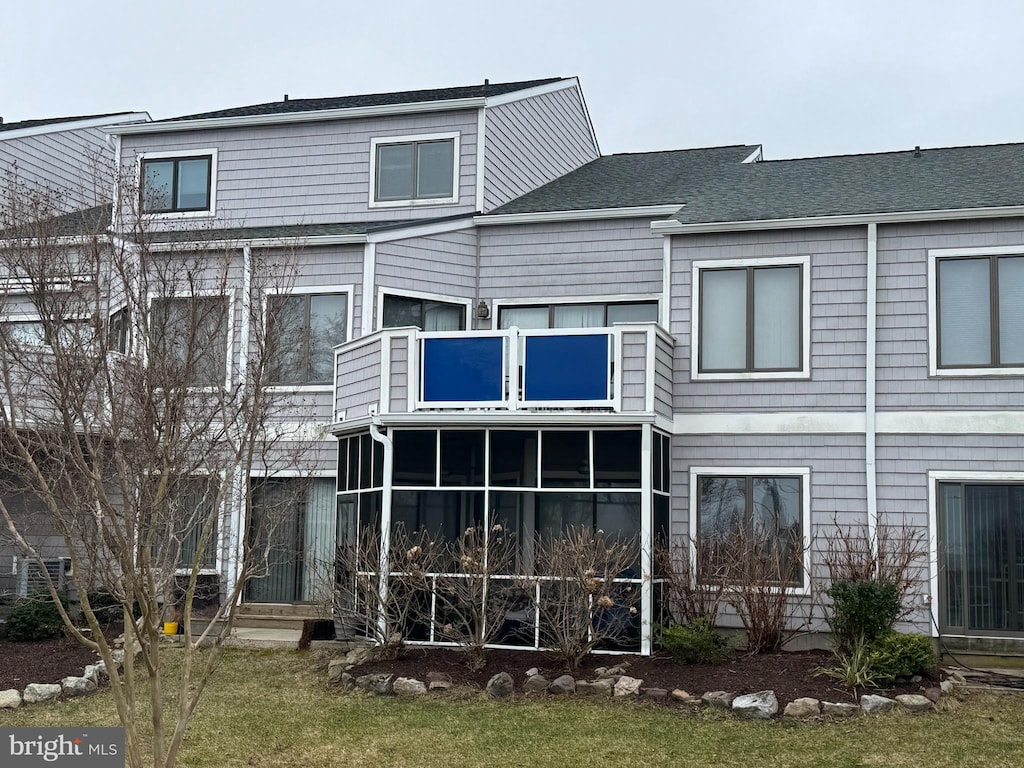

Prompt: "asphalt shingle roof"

[141,216,464,244]
[163,78,566,123]
[0,113,137,134]
[0,204,111,239]
[671,142,1024,225]
[488,145,761,214]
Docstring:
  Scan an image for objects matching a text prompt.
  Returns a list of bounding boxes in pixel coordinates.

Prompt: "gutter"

[652,204,1024,234]
[475,204,684,227]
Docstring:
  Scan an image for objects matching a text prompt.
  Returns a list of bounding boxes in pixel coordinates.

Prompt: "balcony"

[333,323,673,423]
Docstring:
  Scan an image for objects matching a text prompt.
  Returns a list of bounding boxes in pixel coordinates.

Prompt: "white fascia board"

[367,216,476,243]
[0,234,110,248]
[741,146,763,163]
[375,412,657,428]
[106,98,487,136]
[475,204,683,226]
[675,411,865,435]
[0,112,150,142]
[146,233,367,251]
[483,78,579,107]
[652,205,1024,234]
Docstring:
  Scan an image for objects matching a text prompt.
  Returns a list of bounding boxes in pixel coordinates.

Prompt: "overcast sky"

[2,0,1022,160]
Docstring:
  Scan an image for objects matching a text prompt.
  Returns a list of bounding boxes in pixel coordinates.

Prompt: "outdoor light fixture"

[476,300,490,320]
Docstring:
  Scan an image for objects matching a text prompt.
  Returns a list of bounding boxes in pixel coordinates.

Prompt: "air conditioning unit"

[13,556,72,597]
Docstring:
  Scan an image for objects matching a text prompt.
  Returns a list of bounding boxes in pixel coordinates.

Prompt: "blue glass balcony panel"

[524,334,609,401]
[422,336,504,402]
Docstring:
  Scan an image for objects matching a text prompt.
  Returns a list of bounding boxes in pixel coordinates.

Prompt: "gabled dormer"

[107,77,599,232]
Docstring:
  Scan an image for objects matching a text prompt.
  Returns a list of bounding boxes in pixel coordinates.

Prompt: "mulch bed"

[347,646,940,706]
[0,628,120,691]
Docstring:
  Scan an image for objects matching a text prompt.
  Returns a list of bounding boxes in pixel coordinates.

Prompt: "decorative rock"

[0,689,21,709]
[896,694,934,713]
[23,683,61,704]
[860,694,896,713]
[548,675,576,695]
[426,672,453,691]
[523,675,550,694]
[340,672,355,689]
[594,667,609,677]
[701,691,736,709]
[671,689,699,704]
[644,688,668,701]
[61,676,98,697]
[82,664,100,684]
[822,701,859,717]
[525,667,540,678]
[327,659,347,683]
[355,673,393,695]
[93,661,109,680]
[947,670,967,685]
[576,679,613,696]
[486,672,514,699]
[924,687,942,704]
[605,664,628,676]
[732,690,779,719]
[345,646,377,667]
[613,676,643,697]
[940,680,955,694]
[784,697,820,718]
[910,675,923,683]
[110,649,125,666]
[393,677,428,696]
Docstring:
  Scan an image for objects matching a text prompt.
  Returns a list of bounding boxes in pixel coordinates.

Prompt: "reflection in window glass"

[541,431,590,487]
[594,430,641,487]
[440,431,485,486]
[391,490,484,543]
[489,431,538,487]
[393,430,437,485]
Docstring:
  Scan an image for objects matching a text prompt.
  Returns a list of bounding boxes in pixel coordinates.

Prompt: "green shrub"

[825,579,901,653]
[814,635,881,689]
[869,632,937,682]
[5,593,68,642]
[657,618,731,665]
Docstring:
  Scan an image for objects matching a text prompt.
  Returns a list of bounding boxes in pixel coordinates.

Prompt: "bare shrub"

[333,525,439,657]
[433,524,520,669]
[710,525,807,654]
[525,527,640,672]
[655,536,725,625]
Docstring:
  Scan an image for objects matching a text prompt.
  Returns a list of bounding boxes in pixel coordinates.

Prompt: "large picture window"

[499,301,658,330]
[698,263,803,374]
[936,255,1024,368]
[268,293,348,385]
[382,294,466,331]
[149,296,229,386]
[692,469,808,589]
[372,135,457,204]
[141,154,213,213]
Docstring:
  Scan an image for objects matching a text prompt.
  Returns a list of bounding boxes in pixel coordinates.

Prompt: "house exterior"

[3,77,1024,657]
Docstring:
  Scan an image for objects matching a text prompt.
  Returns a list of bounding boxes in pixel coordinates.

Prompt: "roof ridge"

[603,144,759,158]
[760,140,1024,164]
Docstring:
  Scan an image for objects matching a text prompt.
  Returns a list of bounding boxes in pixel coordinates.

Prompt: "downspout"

[368,407,393,643]
[865,223,879,568]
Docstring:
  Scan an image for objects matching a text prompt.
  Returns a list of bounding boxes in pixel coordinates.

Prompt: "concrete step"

[234,614,317,631]
[224,627,302,650]
[237,602,323,618]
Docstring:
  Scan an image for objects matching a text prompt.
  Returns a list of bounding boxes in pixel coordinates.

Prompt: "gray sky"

[3,0,1022,160]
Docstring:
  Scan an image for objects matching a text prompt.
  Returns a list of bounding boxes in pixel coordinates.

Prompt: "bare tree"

[0,172,305,768]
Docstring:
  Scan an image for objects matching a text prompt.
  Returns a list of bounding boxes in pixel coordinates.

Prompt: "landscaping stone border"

[0,648,125,711]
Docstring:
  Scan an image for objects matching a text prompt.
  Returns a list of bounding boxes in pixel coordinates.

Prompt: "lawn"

[3,648,1022,768]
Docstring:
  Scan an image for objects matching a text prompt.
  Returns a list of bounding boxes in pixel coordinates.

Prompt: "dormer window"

[140,151,216,214]
[370,133,458,206]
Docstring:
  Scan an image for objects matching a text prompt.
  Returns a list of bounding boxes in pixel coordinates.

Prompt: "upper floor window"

[149,296,229,387]
[141,153,214,214]
[499,301,658,330]
[371,134,458,206]
[382,294,466,331]
[936,255,1024,369]
[267,292,348,386]
[693,257,809,379]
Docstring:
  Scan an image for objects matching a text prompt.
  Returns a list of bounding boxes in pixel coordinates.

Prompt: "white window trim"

[375,287,472,332]
[490,294,662,331]
[927,245,1024,377]
[262,284,354,392]
[690,255,812,381]
[368,132,460,208]
[146,289,235,390]
[688,465,813,596]
[137,148,219,219]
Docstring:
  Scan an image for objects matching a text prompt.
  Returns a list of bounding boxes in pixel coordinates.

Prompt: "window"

[372,135,457,204]
[499,301,658,330]
[149,296,229,386]
[936,255,1024,369]
[691,469,808,589]
[141,154,213,213]
[1,318,93,348]
[382,294,466,331]
[693,258,808,378]
[267,293,348,385]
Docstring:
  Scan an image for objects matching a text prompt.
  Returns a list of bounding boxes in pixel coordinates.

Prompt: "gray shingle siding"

[483,85,598,211]
[374,229,478,309]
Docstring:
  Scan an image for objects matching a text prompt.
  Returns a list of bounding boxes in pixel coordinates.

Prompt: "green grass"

[3,648,1023,768]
